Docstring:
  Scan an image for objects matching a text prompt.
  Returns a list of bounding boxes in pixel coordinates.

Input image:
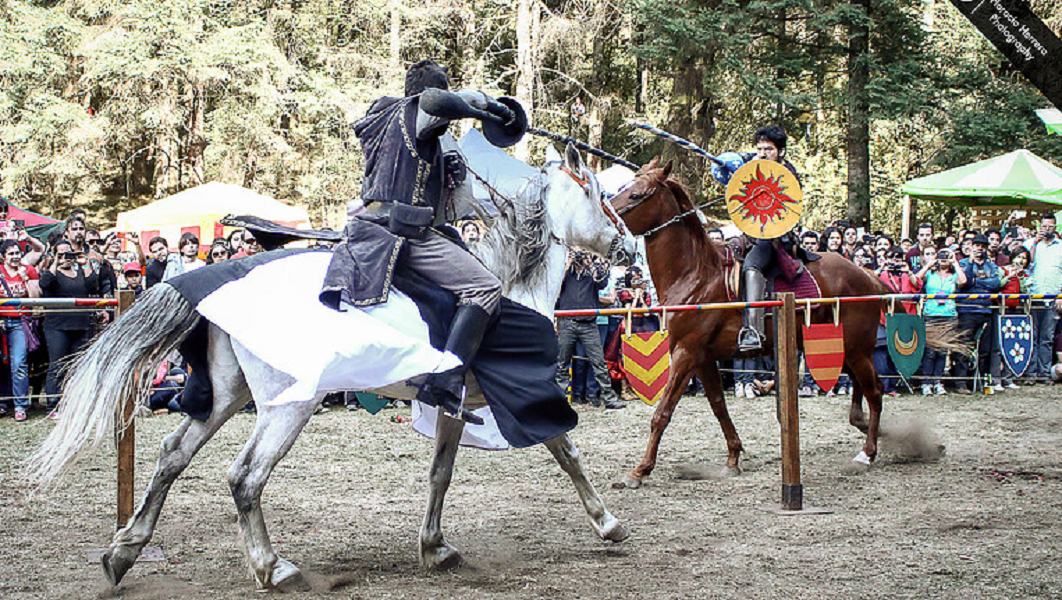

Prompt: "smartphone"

[12,219,24,229]
[0,221,8,230]
[1015,210,1027,218]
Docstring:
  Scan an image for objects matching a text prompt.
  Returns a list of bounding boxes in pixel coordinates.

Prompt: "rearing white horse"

[29,144,635,590]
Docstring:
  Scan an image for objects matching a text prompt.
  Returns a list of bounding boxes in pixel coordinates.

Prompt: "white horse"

[29,144,636,590]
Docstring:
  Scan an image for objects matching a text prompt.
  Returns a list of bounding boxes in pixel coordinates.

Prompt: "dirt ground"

[2,385,1061,600]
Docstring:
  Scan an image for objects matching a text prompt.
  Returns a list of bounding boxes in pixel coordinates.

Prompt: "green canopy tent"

[902,149,1062,208]
[900,150,1062,237]
[1037,109,1062,137]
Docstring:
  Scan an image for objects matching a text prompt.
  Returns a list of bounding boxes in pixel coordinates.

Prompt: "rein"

[639,196,725,238]
[617,175,723,238]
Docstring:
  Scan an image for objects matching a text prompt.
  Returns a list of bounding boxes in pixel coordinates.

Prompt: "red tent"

[7,204,60,227]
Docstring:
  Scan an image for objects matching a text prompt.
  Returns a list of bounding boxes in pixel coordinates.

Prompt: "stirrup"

[737,326,764,351]
[416,382,484,425]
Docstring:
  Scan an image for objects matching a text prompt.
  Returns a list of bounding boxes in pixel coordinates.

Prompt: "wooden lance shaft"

[116,289,136,529]
[774,292,803,510]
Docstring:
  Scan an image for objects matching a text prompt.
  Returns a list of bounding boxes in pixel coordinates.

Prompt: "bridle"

[554,163,629,256]
[615,173,724,237]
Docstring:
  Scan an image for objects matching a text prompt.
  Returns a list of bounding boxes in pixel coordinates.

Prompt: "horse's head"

[542,142,635,265]
[610,157,679,236]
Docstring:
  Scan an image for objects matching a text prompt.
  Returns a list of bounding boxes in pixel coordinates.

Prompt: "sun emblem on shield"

[725,160,804,239]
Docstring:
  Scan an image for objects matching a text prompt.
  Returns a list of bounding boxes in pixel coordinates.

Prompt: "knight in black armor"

[737,125,802,352]
[320,60,526,424]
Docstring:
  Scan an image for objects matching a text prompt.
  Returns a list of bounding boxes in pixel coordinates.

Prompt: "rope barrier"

[554,292,1061,318]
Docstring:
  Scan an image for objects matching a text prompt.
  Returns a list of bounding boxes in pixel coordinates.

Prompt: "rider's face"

[755,141,780,162]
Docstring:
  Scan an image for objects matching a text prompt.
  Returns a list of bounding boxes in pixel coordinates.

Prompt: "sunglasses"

[244,238,258,245]
[211,251,228,258]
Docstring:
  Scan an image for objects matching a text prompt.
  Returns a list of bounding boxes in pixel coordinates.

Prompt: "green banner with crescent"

[886,314,926,379]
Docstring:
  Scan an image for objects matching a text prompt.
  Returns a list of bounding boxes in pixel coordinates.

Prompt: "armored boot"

[416,303,493,425]
[738,268,767,352]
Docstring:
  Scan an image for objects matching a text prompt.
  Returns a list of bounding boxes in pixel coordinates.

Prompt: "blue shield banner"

[998,315,1034,377]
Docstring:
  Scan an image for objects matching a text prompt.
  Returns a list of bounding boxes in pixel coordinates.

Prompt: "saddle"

[722,238,822,302]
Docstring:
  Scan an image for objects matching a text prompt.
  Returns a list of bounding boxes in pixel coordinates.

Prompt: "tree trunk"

[185,81,206,187]
[666,63,715,200]
[513,0,537,162]
[389,0,402,76]
[846,0,871,228]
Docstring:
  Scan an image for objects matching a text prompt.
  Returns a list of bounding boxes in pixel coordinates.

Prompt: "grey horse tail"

[25,283,200,487]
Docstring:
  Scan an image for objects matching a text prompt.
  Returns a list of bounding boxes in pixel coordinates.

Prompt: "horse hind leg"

[846,355,882,466]
[420,413,465,570]
[544,434,629,542]
[103,328,249,585]
[227,397,318,589]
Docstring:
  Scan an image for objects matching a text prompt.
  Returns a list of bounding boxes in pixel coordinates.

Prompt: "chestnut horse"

[611,158,893,489]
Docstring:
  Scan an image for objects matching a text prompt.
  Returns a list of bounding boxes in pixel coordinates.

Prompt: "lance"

[527,127,640,171]
[628,121,725,166]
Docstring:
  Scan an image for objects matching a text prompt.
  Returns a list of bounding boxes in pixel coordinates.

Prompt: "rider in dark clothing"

[321,60,524,424]
[738,125,803,351]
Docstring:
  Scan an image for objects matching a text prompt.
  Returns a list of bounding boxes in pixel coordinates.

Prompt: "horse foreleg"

[103,328,249,586]
[847,355,882,465]
[420,412,465,570]
[618,349,694,489]
[698,361,743,474]
[228,399,317,589]
[848,375,869,432]
[544,434,629,542]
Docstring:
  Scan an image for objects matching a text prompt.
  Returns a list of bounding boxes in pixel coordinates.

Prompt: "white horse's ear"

[544,144,562,164]
[565,142,584,172]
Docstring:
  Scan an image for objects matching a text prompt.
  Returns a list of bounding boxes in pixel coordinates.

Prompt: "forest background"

[1,0,1061,234]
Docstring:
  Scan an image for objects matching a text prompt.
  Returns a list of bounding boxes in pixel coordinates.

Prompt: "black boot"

[416,303,493,425]
[738,269,767,352]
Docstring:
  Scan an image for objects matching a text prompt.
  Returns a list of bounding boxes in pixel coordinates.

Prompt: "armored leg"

[417,303,492,424]
[738,268,767,351]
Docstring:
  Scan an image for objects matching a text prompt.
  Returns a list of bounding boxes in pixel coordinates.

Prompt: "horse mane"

[661,176,720,266]
[471,174,552,293]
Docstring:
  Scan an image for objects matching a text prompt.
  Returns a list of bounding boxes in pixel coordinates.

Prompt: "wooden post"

[116,290,136,529]
[775,292,802,510]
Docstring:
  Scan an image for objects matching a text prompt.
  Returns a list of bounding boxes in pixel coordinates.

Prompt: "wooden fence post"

[775,292,802,511]
[115,289,136,529]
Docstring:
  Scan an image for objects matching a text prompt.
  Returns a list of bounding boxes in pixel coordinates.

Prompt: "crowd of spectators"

[733,211,1062,398]
[0,199,265,422]
[3,199,1061,422]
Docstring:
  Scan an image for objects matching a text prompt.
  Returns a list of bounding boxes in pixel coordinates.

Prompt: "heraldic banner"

[621,331,671,406]
[998,314,1034,377]
[802,323,844,392]
[887,314,926,379]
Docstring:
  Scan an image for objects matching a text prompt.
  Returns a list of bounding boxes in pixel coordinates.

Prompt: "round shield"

[725,160,803,239]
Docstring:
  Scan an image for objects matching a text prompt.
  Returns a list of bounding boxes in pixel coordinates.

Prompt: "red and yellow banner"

[802,323,845,392]
[621,331,671,406]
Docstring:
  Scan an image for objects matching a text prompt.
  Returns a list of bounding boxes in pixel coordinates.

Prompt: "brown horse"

[610,158,894,489]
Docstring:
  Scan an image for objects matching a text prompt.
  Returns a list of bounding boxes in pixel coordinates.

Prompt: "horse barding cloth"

[166,248,576,450]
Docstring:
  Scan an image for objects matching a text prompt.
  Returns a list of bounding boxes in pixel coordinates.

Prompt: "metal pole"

[775,292,803,510]
[116,289,136,529]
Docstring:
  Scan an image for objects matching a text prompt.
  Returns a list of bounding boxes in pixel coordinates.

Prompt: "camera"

[62,251,79,260]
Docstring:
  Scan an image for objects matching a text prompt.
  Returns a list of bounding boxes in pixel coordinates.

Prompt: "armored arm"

[416,89,514,139]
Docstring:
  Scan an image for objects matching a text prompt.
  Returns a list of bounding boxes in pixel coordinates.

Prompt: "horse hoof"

[421,542,463,571]
[101,546,137,586]
[272,558,309,591]
[612,474,642,490]
[853,450,873,466]
[599,516,630,543]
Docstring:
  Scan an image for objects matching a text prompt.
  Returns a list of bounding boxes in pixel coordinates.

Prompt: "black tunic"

[39,266,100,331]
